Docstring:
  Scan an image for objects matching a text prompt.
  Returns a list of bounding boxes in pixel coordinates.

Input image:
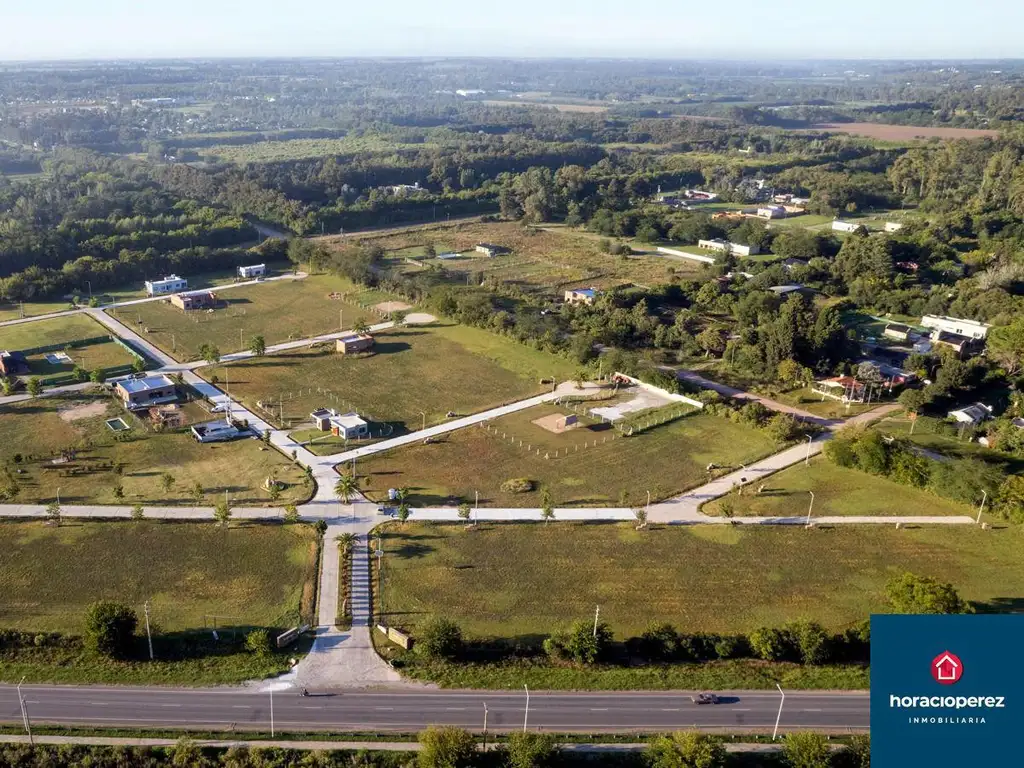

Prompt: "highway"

[0,686,868,734]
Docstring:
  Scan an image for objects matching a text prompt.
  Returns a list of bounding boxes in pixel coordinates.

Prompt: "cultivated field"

[376,522,1024,638]
[803,122,999,141]
[702,456,971,518]
[0,521,317,633]
[205,323,576,434]
[198,136,438,164]
[0,391,309,506]
[108,275,379,361]
[360,402,780,507]
[0,314,139,383]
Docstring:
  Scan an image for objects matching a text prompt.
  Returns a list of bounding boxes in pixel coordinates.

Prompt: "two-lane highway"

[0,685,869,733]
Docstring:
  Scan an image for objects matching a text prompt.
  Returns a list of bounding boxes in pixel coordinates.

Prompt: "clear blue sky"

[4,0,1022,60]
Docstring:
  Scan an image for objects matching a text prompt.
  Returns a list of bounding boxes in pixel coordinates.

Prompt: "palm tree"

[395,486,410,504]
[352,318,370,335]
[334,473,359,504]
[335,532,357,554]
[540,487,554,524]
[633,507,648,530]
[457,501,471,525]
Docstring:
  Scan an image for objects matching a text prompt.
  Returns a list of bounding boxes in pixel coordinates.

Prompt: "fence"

[613,371,705,409]
[478,419,626,460]
[21,335,112,356]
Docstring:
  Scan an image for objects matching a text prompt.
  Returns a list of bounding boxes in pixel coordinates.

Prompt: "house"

[769,284,807,296]
[883,323,912,342]
[310,408,369,439]
[921,315,989,340]
[930,330,980,358]
[335,333,375,354]
[149,404,184,429]
[0,350,29,376]
[948,402,993,426]
[934,653,960,683]
[782,258,808,272]
[711,211,745,222]
[191,420,243,443]
[682,189,719,202]
[864,360,917,388]
[884,221,905,233]
[144,275,188,296]
[832,220,866,234]
[757,205,788,219]
[475,243,511,257]
[564,288,599,306]
[115,374,178,410]
[170,290,217,311]
[237,263,267,279]
[812,376,867,403]
[696,239,760,257]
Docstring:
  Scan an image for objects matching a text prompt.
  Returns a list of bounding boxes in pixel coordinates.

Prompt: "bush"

[639,622,680,661]
[504,732,558,768]
[545,620,612,665]
[647,731,726,768]
[788,621,831,665]
[417,617,463,660]
[783,732,832,768]
[765,413,801,443]
[418,726,476,768]
[885,572,968,614]
[500,477,534,494]
[244,628,273,657]
[748,626,793,662]
[84,601,138,658]
[823,435,857,467]
[713,634,748,660]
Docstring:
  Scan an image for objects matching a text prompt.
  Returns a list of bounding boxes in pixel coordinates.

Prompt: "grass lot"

[199,136,438,164]
[773,387,880,419]
[0,520,318,685]
[0,299,75,323]
[360,405,780,507]
[0,391,310,506]
[874,413,1024,472]
[0,314,139,383]
[206,323,576,433]
[764,214,833,230]
[108,274,378,362]
[702,456,971,517]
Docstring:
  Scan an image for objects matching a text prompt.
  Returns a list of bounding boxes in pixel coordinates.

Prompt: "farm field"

[359,402,780,507]
[801,122,999,141]
[0,391,310,506]
[0,521,317,633]
[0,314,140,384]
[205,323,576,434]
[107,274,379,362]
[376,521,1024,639]
[198,136,439,164]
[702,456,971,518]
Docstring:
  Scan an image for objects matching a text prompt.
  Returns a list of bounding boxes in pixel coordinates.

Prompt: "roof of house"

[330,412,368,429]
[769,284,805,295]
[885,323,911,334]
[569,288,597,298]
[339,333,373,343]
[817,376,865,389]
[949,403,993,421]
[0,350,27,362]
[934,330,973,346]
[117,374,175,394]
[311,407,334,419]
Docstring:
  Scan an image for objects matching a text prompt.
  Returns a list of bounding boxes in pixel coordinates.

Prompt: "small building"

[769,284,807,296]
[930,330,980,358]
[832,220,866,234]
[310,408,369,439]
[757,205,788,219]
[884,221,905,233]
[812,376,867,403]
[475,243,511,257]
[170,290,218,311]
[564,288,598,306]
[144,275,188,296]
[948,403,993,426]
[921,315,989,340]
[696,239,760,257]
[0,350,29,376]
[335,333,375,354]
[883,323,912,342]
[191,420,243,443]
[237,263,267,279]
[115,374,178,410]
[657,246,717,265]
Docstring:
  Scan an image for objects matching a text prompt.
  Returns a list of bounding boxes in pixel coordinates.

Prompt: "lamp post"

[806,491,814,526]
[646,490,651,516]
[772,684,785,740]
[523,685,530,732]
[419,411,426,432]
[977,490,988,524]
[482,702,488,751]
[17,677,32,745]
[804,434,813,465]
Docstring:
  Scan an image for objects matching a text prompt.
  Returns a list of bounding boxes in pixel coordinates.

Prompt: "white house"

[696,239,760,257]
[948,402,993,425]
[237,264,267,279]
[310,408,370,439]
[144,275,188,296]
[832,220,866,234]
[921,315,990,340]
[191,420,243,443]
[657,246,717,265]
[757,205,787,219]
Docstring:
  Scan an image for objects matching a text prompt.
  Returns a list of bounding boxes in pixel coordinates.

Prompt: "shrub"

[84,601,138,658]
[545,620,612,665]
[639,622,680,661]
[500,477,534,494]
[886,572,968,614]
[417,618,463,660]
[748,626,793,662]
[244,628,273,657]
[504,732,558,768]
[783,732,831,768]
[823,434,857,467]
[647,731,726,768]
[418,726,476,768]
[788,621,831,665]
[713,634,748,660]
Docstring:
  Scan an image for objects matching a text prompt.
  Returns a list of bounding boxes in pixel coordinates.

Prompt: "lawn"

[701,456,971,517]
[106,274,380,362]
[0,314,140,384]
[874,413,1024,473]
[205,323,576,434]
[773,387,880,419]
[359,405,780,507]
[0,391,310,506]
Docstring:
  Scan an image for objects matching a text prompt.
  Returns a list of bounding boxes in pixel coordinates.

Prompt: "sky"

[3,0,1023,61]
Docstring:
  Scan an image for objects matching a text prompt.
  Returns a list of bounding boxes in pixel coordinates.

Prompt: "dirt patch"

[58,400,109,423]
[403,312,436,325]
[532,412,580,434]
[375,301,412,314]
[800,122,998,141]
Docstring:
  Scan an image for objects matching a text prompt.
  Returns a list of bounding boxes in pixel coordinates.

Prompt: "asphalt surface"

[0,685,868,733]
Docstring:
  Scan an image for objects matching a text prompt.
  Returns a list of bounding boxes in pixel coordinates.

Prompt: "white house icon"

[935,653,959,681]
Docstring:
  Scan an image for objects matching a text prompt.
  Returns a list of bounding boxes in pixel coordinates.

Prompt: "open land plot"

[702,456,971,517]
[772,387,880,419]
[198,136,439,164]
[206,323,576,434]
[764,214,834,230]
[874,413,1024,472]
[0,391,310,506]
[0,299,77,323]
[800,122,999,141]
[359,402,781,507]
[0,314,139,383]
[376,521,1024,638]
[108,274,379,362]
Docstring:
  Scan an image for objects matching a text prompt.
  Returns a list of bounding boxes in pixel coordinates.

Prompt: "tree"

[189,481,204,507]
[244,628,273,657]
[540,487,554,524]
[26,377,42,397]
[249,335,267,357]
[45,500,61,526]
[352,318,370,335]
[839,735,871,768]
[417,617,463,659]
[505,732,558,768]
[898,387,930,416]
[283,503,300,523]
[457,501,471,525]
[214,499,232,527]
[336,532,356,554]
[112,483,124,501]
[988,318,1024,374]
[198,343,220,365]
[160,473,175,493]
[131,503,145,521]
[334,473,359,504]
[417,726,476,768]
[748,626,793,661]
[633,507,648,530]
[89,369,105,385]
[131,357,146,374]
[545,619,612,664]
[647,731,726,768]
[886,572,968,614]
[789,620,831,665]
[397,502,411,524]
[71,365,89,382]
[84,601,138,658]
[765,413,801,443]
[313,519,328,536]
[696,327,726,358]
[783,732,831,768]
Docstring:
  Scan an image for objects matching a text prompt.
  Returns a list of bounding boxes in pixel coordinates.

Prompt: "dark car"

[691,693,719,705]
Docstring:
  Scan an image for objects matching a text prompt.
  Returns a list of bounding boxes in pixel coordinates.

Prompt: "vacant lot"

[0,521,317,633]
[803,122,998,141]
[198,135,438,164]
[0,391,309,506]
[377,522,1024,639]
[360,404,780,507]
[0,314,139,383]
[206,323,574,434]
[702,456,971,517]
[109,275,377,361]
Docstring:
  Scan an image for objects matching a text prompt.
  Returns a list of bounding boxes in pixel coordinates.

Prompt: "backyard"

[0,391,310,506]
[359,402,780,507]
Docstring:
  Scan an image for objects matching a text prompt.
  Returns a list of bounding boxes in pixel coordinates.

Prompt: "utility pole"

[339,308,344,331]
[239,327,243,351]
[523,684,530,732]
[144,600,154,660]
[270,688,275,737]
[773,684,785,740]
[482,702,488,752]
[17,677,32,745]
[646,490,651,517]
[593,605,600,637]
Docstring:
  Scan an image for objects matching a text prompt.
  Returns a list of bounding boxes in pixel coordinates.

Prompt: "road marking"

[445,707,467,711]
[660,708,680,712]
[301,706,322,710]
[590,708,609,711]
[158,704,182,708]
[87,702,110,706]
[375,707,395,711]
[803,708,822,712]
[733,708,751,711]
[231,705,252,709]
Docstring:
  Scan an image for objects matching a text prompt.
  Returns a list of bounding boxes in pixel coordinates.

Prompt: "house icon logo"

[932,651,963,685]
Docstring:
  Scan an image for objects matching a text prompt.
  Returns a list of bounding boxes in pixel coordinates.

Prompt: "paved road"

[0,685,868,733]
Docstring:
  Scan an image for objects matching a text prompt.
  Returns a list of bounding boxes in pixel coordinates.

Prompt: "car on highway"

[691,693,719,705]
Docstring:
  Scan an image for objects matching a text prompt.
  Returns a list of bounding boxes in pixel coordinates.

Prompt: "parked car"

[691,693,719,705]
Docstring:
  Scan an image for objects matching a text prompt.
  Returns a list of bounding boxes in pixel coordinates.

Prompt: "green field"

[200,136,437,164]
[0,391,310,506]
[108,275,379,361]
[360,404,780,507]
[206,323,576,434]
[377,521,1024,639]
[702,456,971,517]
[0,314,139,383]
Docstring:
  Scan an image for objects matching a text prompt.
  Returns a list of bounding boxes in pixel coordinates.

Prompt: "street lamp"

[772,683,785,740]
[806,491,814,526]
[804,434,813,465]
[646,490,651,515]
[17,677,32,745]
[419,411,426,431]
[977,490,988,525]
[523,684,530,732]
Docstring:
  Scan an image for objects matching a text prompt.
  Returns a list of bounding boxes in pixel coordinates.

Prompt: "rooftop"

[330,412,368,429]
[117,374,175,394]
